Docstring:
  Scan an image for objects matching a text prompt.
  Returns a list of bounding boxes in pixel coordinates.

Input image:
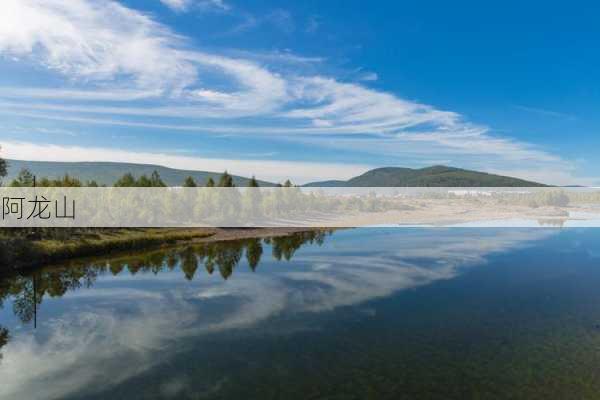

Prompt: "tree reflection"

[181,247,199,281]
[267,230,328,261]
[0,325,8,363]
[211,242,244,280]
[0,230,333,327]
[11,275,38,325]
[246,239,263,271]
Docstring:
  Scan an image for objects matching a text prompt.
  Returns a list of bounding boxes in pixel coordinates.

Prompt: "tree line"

[0,148,295,188]
[5,167,297,188]
[7,168,270,188]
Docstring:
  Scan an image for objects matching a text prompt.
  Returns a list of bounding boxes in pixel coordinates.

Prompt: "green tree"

[114,171,166,187]
[205,177,215,187]
[242,177,263,219]
[218,171,234,187]
[10,171,84,187]
[10,168,35,187]
[283,179,293,187]
[114,173,136,187]
[0,147,7,185]
[248,176,259,187]
[150,170,166,187]
[38,177,52,187]
[183,176,197,187]
[54,174,82,187]
[137,175,152,187]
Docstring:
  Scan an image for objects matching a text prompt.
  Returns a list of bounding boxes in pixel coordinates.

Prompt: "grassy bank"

[0,228,215,271]
[0,227,324,274]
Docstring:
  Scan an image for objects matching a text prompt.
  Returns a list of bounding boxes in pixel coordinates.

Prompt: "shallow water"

[2,228,600,399]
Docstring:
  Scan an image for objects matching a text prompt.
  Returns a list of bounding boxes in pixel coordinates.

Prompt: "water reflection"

[0,229,560,400]
[0,325,7,362]
[0,231,331,331]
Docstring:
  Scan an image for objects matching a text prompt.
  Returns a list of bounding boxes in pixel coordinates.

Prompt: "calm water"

[2,228,600,399]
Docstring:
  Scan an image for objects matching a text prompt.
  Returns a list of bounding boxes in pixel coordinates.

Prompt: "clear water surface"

[2,228,600,400]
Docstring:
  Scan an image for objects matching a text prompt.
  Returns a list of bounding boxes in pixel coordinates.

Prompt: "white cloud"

[183,51,289,116]
[160,0,189,12]
[0,0,197,94]
[359,72,378,81]
[285,76,462,134]
[0,87,162,101]
[160,0,230,13]
[0,0,289,117]
[0,0,587,183]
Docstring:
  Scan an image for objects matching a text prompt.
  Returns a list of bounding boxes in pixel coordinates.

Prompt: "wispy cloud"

[513,105,576,120]
[0,0,587,183]
[2,123,80,137]
[222,8,295,36]
[159,0,188,11]
[358,72,378,81]
[265,9,295,34]
[305,15,321,34]
[222,12,259,35]
[160,0,229,13]
[0,0,197,94]
[0,87,162,101]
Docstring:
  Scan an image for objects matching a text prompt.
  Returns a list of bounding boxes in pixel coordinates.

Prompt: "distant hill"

[305,166,548,187]
[3,160,275,187]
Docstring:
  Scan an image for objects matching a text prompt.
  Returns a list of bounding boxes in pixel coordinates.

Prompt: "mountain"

[3,160,275,187]
[305,166,548,187]
[2,161,547,187]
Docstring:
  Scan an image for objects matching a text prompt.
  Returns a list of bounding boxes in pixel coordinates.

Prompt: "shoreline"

[0,227,323,274]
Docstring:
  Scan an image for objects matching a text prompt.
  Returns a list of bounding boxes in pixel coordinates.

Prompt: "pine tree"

[248,176,259,187]
[0,147,7,185]
[137,175,152,187]
[59,174,82,187]
[218,171,234,187]
[183,176,197,187]
[114,173,136,187]
[205,177,215,187]
[150,170,166,187]
[10,168,34,187]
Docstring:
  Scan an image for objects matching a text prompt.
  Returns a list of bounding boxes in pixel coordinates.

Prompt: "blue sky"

[0,0,598,184]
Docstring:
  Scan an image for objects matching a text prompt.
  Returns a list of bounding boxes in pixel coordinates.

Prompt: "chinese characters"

[2,195,75,220]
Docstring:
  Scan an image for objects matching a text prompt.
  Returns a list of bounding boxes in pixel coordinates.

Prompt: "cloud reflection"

[0,229,554,399]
